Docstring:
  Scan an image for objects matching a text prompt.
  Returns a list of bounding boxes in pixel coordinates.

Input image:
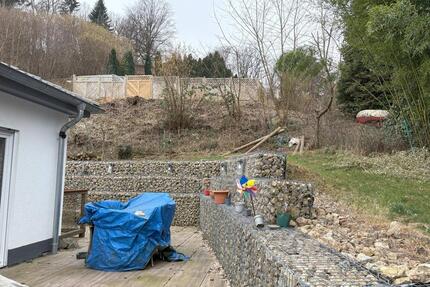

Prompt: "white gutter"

[51,103,86,254]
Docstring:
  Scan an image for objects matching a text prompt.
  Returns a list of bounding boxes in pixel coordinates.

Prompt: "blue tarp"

[79,193,188,272]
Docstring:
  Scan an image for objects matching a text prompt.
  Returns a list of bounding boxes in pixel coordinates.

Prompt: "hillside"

[68,97,276,160]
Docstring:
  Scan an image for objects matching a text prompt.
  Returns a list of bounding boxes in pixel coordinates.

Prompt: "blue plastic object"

[79,193,188,272]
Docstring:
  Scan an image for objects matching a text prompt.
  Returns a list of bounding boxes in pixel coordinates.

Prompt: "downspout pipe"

[52,103,86,254]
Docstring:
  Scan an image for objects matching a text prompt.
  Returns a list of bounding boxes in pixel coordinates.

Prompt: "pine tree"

[89,0,111,31]
[144,56,152,75]
[198,51,232,78]
[336,44,387,115]
[60,0,79,14]
[122,51,135,75]
[107,49,122,75]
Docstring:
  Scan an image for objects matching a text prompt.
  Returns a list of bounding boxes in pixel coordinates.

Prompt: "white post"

[72,74,76,92]
[124,75,128,99]
[98,76,101,101]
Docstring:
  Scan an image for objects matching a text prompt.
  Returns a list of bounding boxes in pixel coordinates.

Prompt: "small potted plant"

[202,178,211,196]
[202,189,210,196]
[276,203,291,228]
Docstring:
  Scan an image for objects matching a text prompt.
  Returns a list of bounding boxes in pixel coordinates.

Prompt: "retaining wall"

[200,196,384,287]
[63,153,313,228]
[64,159,220,227]
[212,153,314,223]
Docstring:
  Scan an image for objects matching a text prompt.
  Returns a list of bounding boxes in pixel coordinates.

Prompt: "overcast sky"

[80,0,222,54]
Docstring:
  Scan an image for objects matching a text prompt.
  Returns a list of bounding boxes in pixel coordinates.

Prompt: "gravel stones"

[407,263,430,283]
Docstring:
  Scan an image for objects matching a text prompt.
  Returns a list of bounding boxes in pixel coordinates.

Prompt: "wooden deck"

[0,227,228,287]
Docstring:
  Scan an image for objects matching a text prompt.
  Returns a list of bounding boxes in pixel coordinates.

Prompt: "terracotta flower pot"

[213,190,229,204]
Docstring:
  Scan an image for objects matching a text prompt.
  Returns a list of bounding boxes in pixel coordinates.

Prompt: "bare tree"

[0,7,131,79]
[0,0,21,8]
[20,0,62,14]
[218,0,310,123]
[158,49,209,131]
[221,45,262,79]
[118,0,174,75]
[310,0,341,147]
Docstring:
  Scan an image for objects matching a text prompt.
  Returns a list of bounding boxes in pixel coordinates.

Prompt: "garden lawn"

[288,152,430,226]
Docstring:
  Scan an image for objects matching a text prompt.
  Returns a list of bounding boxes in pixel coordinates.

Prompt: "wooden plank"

[0,249,84,286]
[200,272,228,287]
[34,229,199,287]
[0,228,226,287]
[109,231,203,287]
[163,243,214,287]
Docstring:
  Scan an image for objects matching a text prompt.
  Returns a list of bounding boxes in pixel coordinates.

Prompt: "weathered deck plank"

[0,227,228,287]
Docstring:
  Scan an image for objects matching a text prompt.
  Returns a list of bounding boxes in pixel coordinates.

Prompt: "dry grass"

[330,148,430,182]
[284,108,408,155]
[289,151,430,227]
[68,97,272,160]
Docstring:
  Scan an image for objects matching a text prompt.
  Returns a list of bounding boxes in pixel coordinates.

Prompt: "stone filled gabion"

[63,193,81,229]
[199,196,382,287]
[66,160,221,178]
[257,180,314,223]
[210,177,314,223]
[82,192,199,226]
[65,160,220,227]
[221,153,287,179]
[63,152,309,228]
[65,176,202,194]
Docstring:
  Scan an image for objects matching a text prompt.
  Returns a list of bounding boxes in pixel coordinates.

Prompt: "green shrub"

[117,145,133,159]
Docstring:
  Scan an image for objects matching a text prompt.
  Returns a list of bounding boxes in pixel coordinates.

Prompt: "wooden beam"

[245,127,283,154]
[223,127,285,156]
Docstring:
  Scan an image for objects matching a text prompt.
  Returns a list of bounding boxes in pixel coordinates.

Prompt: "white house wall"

[0,91,68,250]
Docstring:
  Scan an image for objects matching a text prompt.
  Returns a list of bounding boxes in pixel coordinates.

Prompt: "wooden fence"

[72,75,261,103]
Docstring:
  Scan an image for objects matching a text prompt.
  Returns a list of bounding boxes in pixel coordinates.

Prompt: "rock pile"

[293,191,430,284]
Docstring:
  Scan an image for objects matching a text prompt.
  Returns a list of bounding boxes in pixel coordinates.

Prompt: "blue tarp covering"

[79,193,187,272]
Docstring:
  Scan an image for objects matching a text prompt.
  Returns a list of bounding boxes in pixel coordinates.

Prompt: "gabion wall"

[63,152,312,228]
[200,196,383,287]
[211,177,314,223]
[66,160,220,178]
[221,153,287,179]
[64,159,219,227]
[212,153,314,223]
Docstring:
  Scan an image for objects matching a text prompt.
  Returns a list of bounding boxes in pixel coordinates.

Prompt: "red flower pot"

[203,189,210,196]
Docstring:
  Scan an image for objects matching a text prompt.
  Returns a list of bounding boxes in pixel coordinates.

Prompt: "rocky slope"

[292,190,430,284]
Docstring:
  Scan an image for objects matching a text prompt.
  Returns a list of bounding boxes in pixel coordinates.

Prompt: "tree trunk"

[316,116,321,148]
